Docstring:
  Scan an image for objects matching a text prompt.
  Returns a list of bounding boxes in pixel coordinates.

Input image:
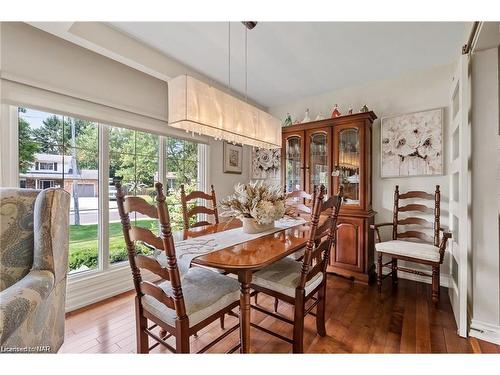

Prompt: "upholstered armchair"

[0,188,70,352]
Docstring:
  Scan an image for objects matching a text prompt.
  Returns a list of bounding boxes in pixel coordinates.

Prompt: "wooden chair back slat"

[123,196,158,218]
[309,240,330,264]
[187,206,217,217]
[314,217,334,240]
[129,226,164,250]
[135,255,170,280]
[185,190,213,201]
[306,261,324,283]
[398,204,433,214]
[298,185,343,290]
[140,281,175,309]
[321,195,342,211]
[393,185,441,246]
[181,184,219,230]
[397,231,434,243]
[190,221,212,228]
[398,217,433,227]
[398,191,435,200]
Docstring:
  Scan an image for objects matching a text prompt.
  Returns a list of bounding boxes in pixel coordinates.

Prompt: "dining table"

[171,217,315,353]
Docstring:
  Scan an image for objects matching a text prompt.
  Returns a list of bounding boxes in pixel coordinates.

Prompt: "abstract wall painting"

[381,108,443,178]
[251,147,280,181]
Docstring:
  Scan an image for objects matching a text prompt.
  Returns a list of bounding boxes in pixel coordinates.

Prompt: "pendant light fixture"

[168,22,282,149]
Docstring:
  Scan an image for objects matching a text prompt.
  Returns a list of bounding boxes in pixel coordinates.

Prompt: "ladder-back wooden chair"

[260,187,317,311]
[373,185,451,304]
[116,182,241,353]
[283,188,317,263]
[180,184,219,230]
[250,185,343,353]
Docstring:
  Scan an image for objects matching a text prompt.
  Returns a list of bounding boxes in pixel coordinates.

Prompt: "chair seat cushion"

[141,267,240,328]
[252,257,323,298]
[287,247,305,261]
[375,240,440,262]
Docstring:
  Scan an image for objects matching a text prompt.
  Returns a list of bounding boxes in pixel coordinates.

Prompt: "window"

[108,126,160,266]
[17,107,205,276]
[18,107,100,274]
[164,138,201,230]
[39,162,55,170]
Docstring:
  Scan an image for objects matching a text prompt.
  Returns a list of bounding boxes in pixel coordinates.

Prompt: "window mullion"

[159,136,166,188]
[99,124,110,271]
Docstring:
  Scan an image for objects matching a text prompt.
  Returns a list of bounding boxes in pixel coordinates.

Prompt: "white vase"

[241,217,275,234]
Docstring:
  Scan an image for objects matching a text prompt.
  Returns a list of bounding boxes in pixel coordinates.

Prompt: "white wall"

[470,46,500,344]
[1,23,250,193]
[269,63,454,283]
[208,139,252,204]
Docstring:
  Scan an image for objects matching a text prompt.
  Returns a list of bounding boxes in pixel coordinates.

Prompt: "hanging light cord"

[245,26,248,102]
[228,22,231,92]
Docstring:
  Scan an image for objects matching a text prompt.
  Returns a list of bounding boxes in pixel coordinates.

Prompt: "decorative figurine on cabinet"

[331,104,341,118]
[348,107,353,115]
[283,113,292,127]
[315,112,325,121]
[303,108,311,123]
[360,104,369,113]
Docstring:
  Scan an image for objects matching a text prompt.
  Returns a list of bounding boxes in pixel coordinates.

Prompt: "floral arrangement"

[220,181,286,225]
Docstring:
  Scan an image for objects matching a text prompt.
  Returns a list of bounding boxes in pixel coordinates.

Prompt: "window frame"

[12,105,208,282]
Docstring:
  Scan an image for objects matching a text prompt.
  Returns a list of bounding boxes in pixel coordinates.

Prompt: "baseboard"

[470,319,500,345]
[65,265,157,312]
[382,269,451,288]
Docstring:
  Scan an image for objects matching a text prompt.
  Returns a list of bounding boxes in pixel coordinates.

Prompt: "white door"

[448,55,471,337]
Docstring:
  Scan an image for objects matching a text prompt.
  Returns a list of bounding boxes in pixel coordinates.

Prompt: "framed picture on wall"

[223,142,243,174]
[381,108,443,178]
[251,147,281,180]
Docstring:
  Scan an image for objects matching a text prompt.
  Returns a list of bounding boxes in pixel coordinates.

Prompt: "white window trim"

[7,105,209,311]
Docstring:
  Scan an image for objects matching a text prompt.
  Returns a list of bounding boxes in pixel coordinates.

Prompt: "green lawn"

[69,219,161,271]
[68,202,189,271]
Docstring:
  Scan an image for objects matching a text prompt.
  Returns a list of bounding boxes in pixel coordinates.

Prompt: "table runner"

[154,217,307,275]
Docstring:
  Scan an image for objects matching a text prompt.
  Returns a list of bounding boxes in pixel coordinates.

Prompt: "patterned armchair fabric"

[0,188,70,353]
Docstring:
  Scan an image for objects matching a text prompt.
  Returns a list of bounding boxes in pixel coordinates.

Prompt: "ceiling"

[109,22,466,108]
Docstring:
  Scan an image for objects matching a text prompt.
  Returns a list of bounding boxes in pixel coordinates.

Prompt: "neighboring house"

[19,153,99,197]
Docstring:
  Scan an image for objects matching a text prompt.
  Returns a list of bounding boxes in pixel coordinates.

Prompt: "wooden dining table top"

[171,218,317,272]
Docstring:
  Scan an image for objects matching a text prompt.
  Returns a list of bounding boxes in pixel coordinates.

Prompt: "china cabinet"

[281,111,377,283]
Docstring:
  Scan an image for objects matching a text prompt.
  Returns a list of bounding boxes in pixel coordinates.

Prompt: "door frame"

[448,54,471,338]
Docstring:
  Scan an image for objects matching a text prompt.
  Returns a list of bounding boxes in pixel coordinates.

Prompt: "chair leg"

[292,294,305,353]
[391,258,398,285]
[175,319,190,353]
[135,297,149,354]
[432,265,440,305]
[274,298,279,313]
[316,283,327,337]
[377,252,383,293]
[220,315,225,330]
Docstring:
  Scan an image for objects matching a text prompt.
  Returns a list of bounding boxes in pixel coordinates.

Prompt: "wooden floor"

[60,275,499,354]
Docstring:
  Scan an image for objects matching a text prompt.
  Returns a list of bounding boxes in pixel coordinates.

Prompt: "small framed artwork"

[381,108,443,178]
[223,142,243,174]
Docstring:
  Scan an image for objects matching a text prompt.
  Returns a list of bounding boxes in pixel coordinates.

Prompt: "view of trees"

[19,108,202,273]
[18,108,200,205]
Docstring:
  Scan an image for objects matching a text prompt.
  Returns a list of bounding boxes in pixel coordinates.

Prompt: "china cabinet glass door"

[284,135,304,192]
[306,130,330,195]
[335,128,360,206]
